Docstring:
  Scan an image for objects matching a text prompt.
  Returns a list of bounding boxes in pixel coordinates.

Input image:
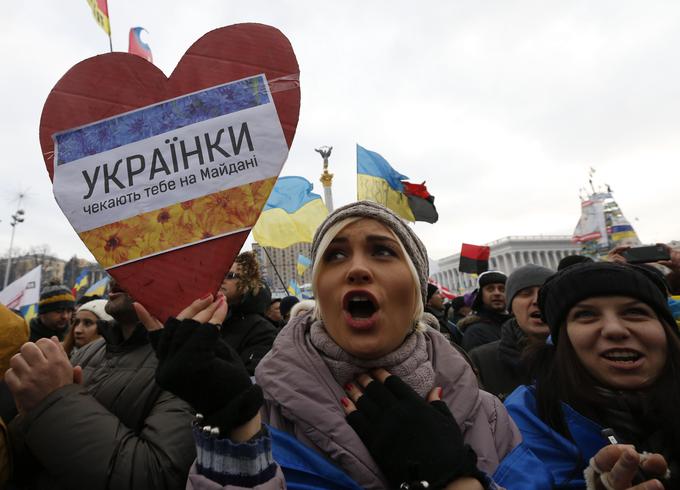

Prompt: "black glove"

[346,376,484,489]
[148,317,263,433]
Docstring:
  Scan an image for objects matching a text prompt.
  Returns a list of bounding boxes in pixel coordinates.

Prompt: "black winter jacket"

[424,306,463,345]
[29,316,67,342]
[221,285,277,375]
[10,322,196,489]
[469,318,531,401]
[460,307,510,352]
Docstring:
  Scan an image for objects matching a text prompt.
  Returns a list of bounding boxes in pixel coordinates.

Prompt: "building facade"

[0,253,106,293]
[251,242,313,297]
[432,235,581,294]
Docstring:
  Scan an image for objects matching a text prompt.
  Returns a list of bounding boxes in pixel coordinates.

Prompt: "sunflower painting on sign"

[78,179,276,268]
[53,74,286,269]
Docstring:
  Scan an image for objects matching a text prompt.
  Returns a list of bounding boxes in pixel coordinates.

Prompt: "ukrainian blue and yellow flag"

[297,254,312,276]
[357,145,415,221]
[84,276,110,297]
[287,279,302,298]
[72,270,90,296]
[253,176,328,248]
[20,303,38,323]
[610,224,638,242]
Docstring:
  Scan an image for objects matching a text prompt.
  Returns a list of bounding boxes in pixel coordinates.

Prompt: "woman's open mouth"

[343,291,379,330]
[528,311,545,324]
[600,348,644,369]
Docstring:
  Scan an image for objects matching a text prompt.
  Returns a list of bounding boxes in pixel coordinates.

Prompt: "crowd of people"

[0,200,678,489]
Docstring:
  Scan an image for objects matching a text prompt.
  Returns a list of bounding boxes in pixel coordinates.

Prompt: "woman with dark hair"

[136,201,521,489]
[497,262,675,489]
[62,299,114,357]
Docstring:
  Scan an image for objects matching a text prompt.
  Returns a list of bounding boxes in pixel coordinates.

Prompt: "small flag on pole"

[287,279,302,298]
[296,255,312,276]
[72,270,90,296]
[458,243,490,274]
[86,0,111,35]
[128,27,153,62]
[356,145,438,223]
[84,276,110,297]
[253,177,328,249]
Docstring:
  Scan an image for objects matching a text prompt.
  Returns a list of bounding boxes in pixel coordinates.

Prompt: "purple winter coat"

[188,313,521,489]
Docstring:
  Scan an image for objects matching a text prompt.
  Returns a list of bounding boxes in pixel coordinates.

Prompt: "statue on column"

[315,146,333,171]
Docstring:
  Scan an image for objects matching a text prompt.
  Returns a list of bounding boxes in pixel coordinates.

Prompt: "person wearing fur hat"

[468,264,553,401]
[29,284,75,342]
[461,271,510,352]
[136,200,521,490]
[219,252,278,375]
[496,261,677,488]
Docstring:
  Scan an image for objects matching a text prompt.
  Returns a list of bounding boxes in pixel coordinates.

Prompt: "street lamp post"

[3,209,25,289]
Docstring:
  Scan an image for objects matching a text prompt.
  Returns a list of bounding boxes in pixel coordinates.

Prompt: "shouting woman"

[137,201,521,489]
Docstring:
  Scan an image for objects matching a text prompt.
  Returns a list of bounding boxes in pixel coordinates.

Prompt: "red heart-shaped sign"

[40,24,300,320]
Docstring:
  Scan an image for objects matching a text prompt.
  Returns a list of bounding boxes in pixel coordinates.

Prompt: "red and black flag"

[458,243,490,274]
[402,181,438,224]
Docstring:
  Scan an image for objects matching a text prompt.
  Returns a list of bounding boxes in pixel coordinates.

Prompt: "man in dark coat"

[29,284,75,342]
[468,264,553,400]
[425,283,462,344]
[220,252,277,375]
[461,271,510,352]
[6,280,196,489]
[447,295,472,325]
[265,298,284,329]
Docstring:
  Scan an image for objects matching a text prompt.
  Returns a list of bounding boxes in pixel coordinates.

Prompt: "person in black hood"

[469,264,553,400]
[461,271,510,351]
[219,251,277,375]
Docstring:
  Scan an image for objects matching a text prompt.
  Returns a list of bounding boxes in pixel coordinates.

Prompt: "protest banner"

[40,24,301,320]
[0,266,41,315]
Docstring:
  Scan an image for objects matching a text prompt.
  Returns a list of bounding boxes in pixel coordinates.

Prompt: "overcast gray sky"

[2,1,679,266]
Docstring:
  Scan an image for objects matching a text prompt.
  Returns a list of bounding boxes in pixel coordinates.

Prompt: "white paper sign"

[53,74,288,233]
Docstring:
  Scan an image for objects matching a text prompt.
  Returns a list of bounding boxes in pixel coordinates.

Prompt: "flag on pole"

[21,303,38,324]
[72,270,90,296]
[0,266,41,321]
[253,176,328,248]
[84,276,110,297]
[86,0,111,35]
[428,279,455,300]
[128,27,153,62]
[402,181,438,224]
[458,243,490,274]
[287,279,302,298]
[356,144,438,223]
[296,254,312,276]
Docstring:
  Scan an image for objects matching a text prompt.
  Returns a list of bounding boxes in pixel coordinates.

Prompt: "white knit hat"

[77,299,114,322]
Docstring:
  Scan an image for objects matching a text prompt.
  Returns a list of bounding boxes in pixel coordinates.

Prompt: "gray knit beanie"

[311,201,429,305]
[505,264,554,313]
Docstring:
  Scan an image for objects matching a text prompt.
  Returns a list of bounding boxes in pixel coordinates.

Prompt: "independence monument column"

[315,146,334,212]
